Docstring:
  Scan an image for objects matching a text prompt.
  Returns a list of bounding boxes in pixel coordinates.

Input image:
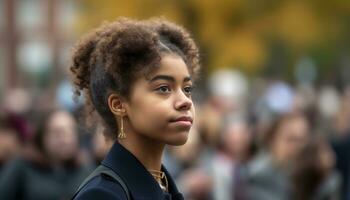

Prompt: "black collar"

[102,142,184,200]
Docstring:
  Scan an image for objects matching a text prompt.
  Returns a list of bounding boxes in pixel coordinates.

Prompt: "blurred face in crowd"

[272,115,309,165]
[43,111,78,162]
[0,128,20,164]
[224,121,252,161]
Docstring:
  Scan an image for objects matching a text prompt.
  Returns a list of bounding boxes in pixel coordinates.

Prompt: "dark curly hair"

[70,17,200,140]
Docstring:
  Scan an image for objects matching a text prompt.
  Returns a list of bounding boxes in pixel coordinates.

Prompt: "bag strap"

[71,165,131,200]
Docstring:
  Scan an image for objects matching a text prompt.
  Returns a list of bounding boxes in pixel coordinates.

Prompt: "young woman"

[70,18,200,199]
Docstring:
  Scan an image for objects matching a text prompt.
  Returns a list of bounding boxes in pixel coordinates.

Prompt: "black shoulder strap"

[71,165,131,200]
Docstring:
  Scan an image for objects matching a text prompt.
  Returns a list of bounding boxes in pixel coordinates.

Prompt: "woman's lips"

[169,116,193,128]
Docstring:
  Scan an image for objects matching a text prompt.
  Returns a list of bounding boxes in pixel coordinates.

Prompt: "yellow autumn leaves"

[74,0,349,74]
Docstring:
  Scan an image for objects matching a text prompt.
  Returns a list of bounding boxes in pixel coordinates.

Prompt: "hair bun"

[151,19,199,74]
[99,21,160,76]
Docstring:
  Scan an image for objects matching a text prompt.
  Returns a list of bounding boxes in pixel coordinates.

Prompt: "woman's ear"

[108,93,127,116]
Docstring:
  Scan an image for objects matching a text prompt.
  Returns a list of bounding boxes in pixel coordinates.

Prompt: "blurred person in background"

[247,112,310,200]
[208,70,249,118]
[0,114,22,173]
[212,119,255,200]
[165,126,213,200]
[2,88,33,142]
[329,85,350,200]
[163,126,202,180]
[179,167,213,200]
[91,124,114,166]
[174,101,224,200]
[0,109,92,200]
[292,136,341,200]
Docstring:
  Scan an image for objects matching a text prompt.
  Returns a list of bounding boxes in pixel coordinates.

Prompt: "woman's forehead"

[148,55,190,79]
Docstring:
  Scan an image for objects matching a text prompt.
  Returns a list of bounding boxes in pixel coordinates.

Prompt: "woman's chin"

[166,132,189,146]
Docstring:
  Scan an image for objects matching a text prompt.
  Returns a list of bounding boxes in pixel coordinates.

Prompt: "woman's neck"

[119,132,165,171]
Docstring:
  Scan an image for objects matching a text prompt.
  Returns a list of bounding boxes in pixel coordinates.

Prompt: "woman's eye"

[157,86,171,93]
[183,86,193,94]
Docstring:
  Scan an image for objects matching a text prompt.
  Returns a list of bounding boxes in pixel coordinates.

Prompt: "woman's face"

[124,54,195,146]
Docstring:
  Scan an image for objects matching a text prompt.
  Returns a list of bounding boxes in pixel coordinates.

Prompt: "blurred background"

[1,0,350,200]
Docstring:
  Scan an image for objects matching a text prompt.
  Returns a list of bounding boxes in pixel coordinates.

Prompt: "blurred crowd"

[1,69,350,200]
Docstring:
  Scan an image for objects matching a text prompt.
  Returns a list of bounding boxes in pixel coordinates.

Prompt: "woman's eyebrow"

[183,76,192,82]
[149,75,175,83]
[148,75,192,83]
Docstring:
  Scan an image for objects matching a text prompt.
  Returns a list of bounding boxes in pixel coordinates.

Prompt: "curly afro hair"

[70,17,200,140]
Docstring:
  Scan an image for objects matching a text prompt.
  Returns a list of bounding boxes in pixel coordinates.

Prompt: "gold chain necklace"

[148,169,168,192]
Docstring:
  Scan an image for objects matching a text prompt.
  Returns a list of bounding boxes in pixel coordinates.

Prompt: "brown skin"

[108,54,195,171]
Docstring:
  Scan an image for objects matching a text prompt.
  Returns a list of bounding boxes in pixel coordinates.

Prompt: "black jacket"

[74,142,184,200]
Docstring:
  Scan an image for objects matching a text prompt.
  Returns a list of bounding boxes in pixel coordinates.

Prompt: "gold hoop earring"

[118,116,126,139]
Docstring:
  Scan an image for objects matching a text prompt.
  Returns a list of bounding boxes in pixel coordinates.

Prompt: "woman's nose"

[174,89,192,111]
